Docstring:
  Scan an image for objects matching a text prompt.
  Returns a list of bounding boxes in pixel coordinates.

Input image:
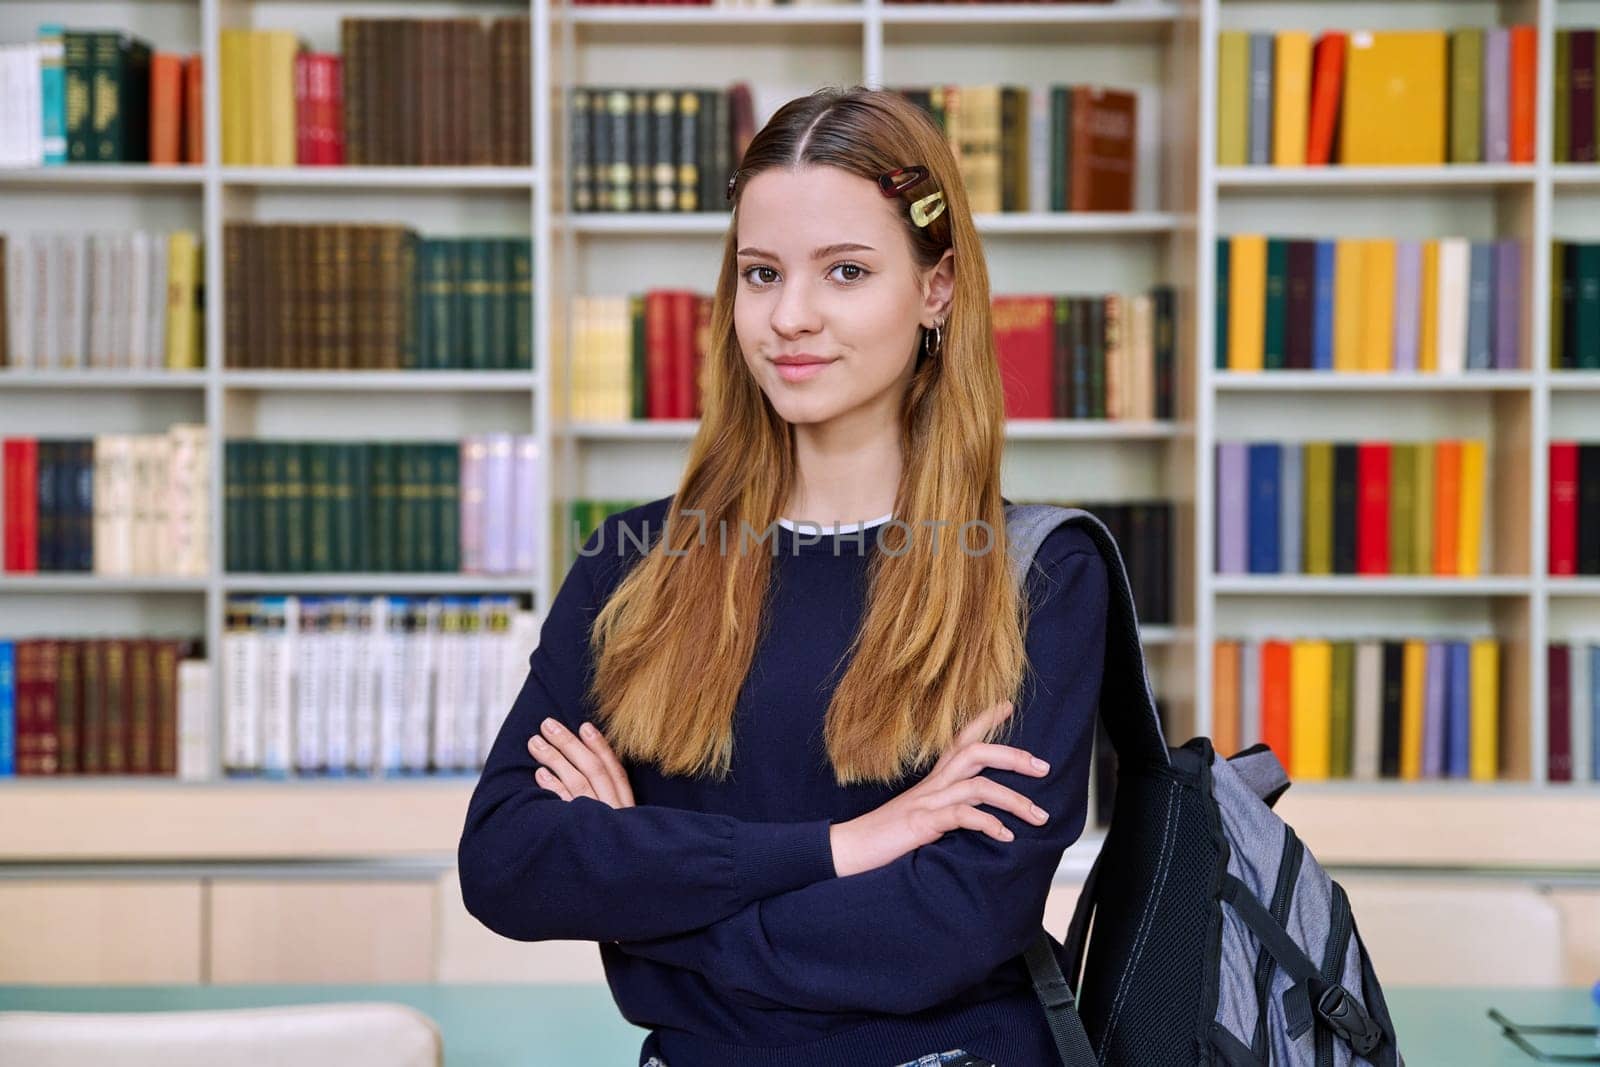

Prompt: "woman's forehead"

[737,167,902,255]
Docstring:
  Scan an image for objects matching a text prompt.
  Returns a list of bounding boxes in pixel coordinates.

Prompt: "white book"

[377,596,408,775]
[5,233,32,366]
[222,598,262,773]
[31,232,52,369]
[1352,640,1384,780]
[1238,639,1261,749]
[260,595,298,777]
[87,233,113,368]
[323,597,355,774]
[460,435,486,573]
[111,232,132,367]
[177,658,212,782]
[294,597,327,774]
[431,597,463,772]
[1573,643,1593,784]
[483,432,514,574]
[350,596,381,774]
[456,597,483,771]
[131,435,170,575]
[127,231,151,369]
[401,597,438,773]
[146,234,168,370]
[59,231,87,368]
[1028,87,1050,215]
[91,433,133,575]
[512,435,539,575]
[166,423,208,576]
[1435,238,1470,375]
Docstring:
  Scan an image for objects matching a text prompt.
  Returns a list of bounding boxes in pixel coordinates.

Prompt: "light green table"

[0,983,1595,1065]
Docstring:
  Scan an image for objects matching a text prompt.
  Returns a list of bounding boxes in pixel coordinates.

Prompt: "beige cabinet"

[0,880,204,984]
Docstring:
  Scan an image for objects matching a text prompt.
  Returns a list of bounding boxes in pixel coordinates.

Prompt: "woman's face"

[733,164,953,430]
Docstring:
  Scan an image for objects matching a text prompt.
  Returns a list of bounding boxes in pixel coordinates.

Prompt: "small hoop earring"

[923,321,944,360]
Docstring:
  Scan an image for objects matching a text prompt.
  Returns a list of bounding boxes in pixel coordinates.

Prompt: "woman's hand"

[528,717,636,809]
[828,700,1051,879]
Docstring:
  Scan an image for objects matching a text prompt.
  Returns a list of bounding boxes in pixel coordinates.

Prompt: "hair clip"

[877,165,929,197]
[909,190,946,228]
[725,170,739,203]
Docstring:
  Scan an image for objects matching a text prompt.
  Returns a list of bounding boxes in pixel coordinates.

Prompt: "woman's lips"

[775,360,833,383]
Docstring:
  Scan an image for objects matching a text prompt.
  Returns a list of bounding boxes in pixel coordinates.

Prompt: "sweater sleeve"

[456,517,838,944]
[612,530,1108,1015]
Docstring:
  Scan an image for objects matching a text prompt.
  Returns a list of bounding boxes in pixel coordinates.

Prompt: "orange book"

[1432,439,1462,575]
[1260,639,1294,771]
[1213,640,1240,758]
[1340,31,1448,164]
[149,54,183,164]
[184,56,204,163]
[1306,33,1347,165]
[1418,240,1440,372]
[1509,26,1537,163]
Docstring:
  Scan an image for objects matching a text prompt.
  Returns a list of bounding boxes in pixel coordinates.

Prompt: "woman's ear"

[922,248,955,326]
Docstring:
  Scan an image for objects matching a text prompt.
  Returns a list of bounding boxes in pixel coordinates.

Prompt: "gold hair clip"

[910,190,946,228]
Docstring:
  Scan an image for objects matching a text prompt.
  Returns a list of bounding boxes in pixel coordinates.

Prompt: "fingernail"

[1032,757,1049,771]
[1000,827,1014,840]
[543,718,563,734]
[531,736,547,749]
[1031,805,1049,821]
[580,723,596,740]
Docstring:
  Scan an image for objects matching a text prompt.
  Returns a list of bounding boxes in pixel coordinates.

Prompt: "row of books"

[221,594,536,776]
[2,430,209,576]
[1,231,204,371]
[1552,242,1600,370]
[220,20,531,167]
[1218,28,1536,167]
[1554,30,1600,164]
[569,293,707,421]
[569,85,745,213]
[1548,641,1600,782]
[1548,442,1600,577]
[0,29,203,168]
[1214,636,1502,781]
[1218,236,1524,374]
[0,637,201,776]
[566,496,1175,624]
[224,224,533,371]
[1215,439,1488,578]
[224,437,540,576]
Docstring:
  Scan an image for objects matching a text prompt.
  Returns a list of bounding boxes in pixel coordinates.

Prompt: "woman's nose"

[770,279,821,336]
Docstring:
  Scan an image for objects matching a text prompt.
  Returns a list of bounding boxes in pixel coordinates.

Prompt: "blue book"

[1216,240,1230,370]
[1446,641,1471,778]
[1422,641,1447,778]
[1247,443,1281,574]
[1217,442,1249,574]
[1312,240,1335,371]
[39,25,66,165]
[1278,443,1302,574]
[0,641,13,776]
[1466,241,1494,370]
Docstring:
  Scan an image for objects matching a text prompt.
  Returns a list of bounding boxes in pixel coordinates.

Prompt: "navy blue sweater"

[457,495,1108,1067]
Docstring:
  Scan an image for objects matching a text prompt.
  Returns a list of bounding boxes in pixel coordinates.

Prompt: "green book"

[1556,31,1571,164]
[307,443,334,573]
[369,443,397,573]
[1412,442,1434,576]
[396,443,420,573]
[1216,240,1230,369]
[1089,298,1106,419]
[225,440,245,571]
[349,443,370,571]
[1303,441,1332,575]
[282,442,308,573]
[1553,243,1567,370]
[1263,238,1288,370]
[463,240,493,370]
[1578,243,1600,370]
[511,239,533,371]
[630,294,647,419]
[414,239,436,370]
[1330,641,1354,777]
[63,31,93,162]
[1448,29,1483,164]
[1050,87,1068,212]
[259,442,283,574]
[399,231,420,370]
[330,443,356,573]
[1389,442,1415,575]
[436,442,461,572]
[420,240,453,371]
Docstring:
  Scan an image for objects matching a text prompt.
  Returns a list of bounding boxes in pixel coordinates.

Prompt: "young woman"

[458,86,1110,1067]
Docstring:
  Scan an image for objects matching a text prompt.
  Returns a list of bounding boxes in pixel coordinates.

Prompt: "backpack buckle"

[1316,983,1383,1057]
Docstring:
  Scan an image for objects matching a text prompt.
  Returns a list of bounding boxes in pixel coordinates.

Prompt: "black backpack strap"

[1004,503,1169,767]
[1023,930,1097,1067]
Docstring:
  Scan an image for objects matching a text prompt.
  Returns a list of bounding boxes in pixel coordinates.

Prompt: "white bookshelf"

[0,0,1595,863]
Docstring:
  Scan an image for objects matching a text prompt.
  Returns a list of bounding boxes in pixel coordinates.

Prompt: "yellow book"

[1400,639,1427,779]
[1361,239,1397,372]
[247,32,271,166]
[1273,32,1313,166]
[1290,639,1333,779]
[574,295,592,421]
[1412,441,1435,575]
[1340,31,1448,165]
[1419,240,1440,372]
[1228,235,1267,371]
[219,30,250,165]
[1469,638,1499,781]
[1303,442,1333,575]
[1217,32,1250,166]
[164,230,199,370]
[1333,239,1365,372]
[263,31,300,167]
[1456,438,1485,576]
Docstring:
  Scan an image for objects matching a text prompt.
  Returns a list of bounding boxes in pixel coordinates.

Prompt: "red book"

[12,641,34,775]
[1548,643,1572,783]
[295,52,315,164]
[3,438,38,572]
[148,53,184,164]
[1356,441,1391,575]
[183,56,204,164]
[320,55,345,165]
[1509,26,1537,163]
[993,295,1054,418]
[644,291,674,419]
[669,291,696,420]
[1306,33,1347,165]
[1260,639,1293,772]
[691,295,711,419]
[1550,441,1579,576]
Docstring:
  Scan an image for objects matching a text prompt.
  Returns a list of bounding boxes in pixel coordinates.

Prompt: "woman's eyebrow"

[736,242,878,260]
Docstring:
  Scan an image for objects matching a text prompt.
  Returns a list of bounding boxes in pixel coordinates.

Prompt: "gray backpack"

[1003,503,1404,1067]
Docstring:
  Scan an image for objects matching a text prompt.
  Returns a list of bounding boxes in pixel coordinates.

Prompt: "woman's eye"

[832,263,867,283]
[743,266,778,286]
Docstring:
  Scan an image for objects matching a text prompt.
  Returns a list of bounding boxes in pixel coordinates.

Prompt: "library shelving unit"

[1,0,1597,878]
